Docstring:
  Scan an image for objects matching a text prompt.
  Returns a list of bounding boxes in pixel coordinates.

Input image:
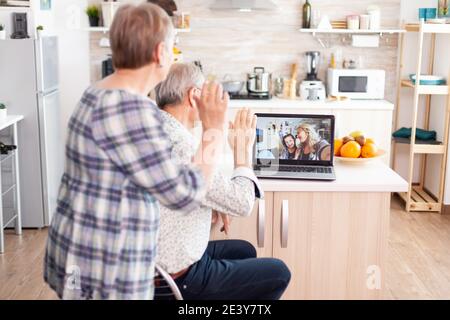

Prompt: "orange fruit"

[340,141,361,158]
[361,143,378,158]
[334,138,343,156]
[365,138,375,145]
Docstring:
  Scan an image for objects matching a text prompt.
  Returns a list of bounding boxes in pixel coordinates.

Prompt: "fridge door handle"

[281,200,289,248]
[257,199,265,248]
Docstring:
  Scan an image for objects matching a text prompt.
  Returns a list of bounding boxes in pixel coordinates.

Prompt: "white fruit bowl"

[335,149,387,164]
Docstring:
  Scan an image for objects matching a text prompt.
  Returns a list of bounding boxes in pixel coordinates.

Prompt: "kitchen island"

[211,161,408,300]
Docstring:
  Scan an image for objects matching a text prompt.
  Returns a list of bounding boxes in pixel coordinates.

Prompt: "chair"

[154,264,184,300]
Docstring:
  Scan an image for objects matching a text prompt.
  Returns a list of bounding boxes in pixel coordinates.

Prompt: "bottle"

[329,53,336,69]
[0,142,17,155]
[302,0,312,29]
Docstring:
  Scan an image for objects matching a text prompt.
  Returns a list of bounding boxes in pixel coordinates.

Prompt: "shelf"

[405,23,450,34]
[401,80,449,95]
[2,184,15,197]
[397,186,441,212]
[86,27,191,34]
[0,151,15,164]
[2,214,18,230]
[393,137,445,154]
[299,28,405,35]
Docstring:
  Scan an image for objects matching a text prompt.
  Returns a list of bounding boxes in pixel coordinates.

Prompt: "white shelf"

[0,6,31,12]
[300,28,406,36]
[86,27,191,34]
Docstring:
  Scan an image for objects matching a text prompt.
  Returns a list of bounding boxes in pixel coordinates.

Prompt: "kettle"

[247,67,272,96]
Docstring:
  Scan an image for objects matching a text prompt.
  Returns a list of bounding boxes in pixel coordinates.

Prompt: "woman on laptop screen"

[295,123,331,161]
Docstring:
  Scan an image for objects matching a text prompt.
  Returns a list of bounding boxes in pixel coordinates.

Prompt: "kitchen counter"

[226,97,395,166]
[258,161,408,193]
[213,160,407,299]
[228,97,394,111]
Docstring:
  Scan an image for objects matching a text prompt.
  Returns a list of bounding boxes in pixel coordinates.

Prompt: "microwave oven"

[327,69,385,100]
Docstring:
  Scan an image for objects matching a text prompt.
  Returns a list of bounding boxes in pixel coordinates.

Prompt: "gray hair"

[155,63,205,108]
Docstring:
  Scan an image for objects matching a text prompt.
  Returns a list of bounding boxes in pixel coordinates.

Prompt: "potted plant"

[0,103,7,121]
[86,5,100,27]
[0,24,6,40]
[36,25,44,38]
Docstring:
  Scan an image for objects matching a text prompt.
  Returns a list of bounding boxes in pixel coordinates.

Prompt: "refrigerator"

[0,36,63,227]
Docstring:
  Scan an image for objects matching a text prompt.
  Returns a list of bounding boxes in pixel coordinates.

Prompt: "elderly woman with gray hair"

[154,63,291,300]
[44,4,228,300]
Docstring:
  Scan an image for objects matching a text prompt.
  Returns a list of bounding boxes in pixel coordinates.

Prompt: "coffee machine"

[11,13,30,39]
[300,51,326,101]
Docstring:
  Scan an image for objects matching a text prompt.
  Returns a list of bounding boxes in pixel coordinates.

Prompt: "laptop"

[253,113,336,181]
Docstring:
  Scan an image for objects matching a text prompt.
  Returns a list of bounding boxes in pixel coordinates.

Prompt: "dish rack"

[392,21,450,212]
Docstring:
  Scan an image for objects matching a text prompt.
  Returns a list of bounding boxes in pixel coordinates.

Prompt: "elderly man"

[154,63,291,300]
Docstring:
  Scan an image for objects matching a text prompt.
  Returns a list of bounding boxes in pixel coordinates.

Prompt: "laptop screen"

[254,113,335,167]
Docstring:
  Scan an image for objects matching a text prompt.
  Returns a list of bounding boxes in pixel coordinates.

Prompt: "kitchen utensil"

[367,5,380,30]
[222,75,245,94]
[409,74,446,85]
[300,81,326,100]
[247,67,272,96]
[288,63,298,99]
[335,149,386,164]
[173,11,191,29]
[274,77,284,96]
[311,9,321,28]
[317,15,332,30]
[347,15,360,30]
[360,14,370,29]
[305,51,321,81]
[301,52,326,100]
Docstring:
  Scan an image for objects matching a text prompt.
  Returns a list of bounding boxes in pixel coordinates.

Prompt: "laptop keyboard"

[277,166,333,174]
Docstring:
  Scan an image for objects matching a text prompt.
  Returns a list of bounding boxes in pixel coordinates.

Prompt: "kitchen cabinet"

[210,193,274,258]
[210,162,407,299]
[272,192,390,300]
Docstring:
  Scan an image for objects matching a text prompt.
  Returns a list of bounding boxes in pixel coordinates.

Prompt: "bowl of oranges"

[334,131,386,163]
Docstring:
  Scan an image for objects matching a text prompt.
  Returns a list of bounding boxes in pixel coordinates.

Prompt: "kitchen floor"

[1,196,450,300]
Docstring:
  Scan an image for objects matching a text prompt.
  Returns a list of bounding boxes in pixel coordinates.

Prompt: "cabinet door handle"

[257,199,265,248]
[281,200,289,248]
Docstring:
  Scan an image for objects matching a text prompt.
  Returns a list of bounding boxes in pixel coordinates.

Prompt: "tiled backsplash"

[88,0,401,101]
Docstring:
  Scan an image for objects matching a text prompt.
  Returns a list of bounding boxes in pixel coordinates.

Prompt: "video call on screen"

[256,117,333,162]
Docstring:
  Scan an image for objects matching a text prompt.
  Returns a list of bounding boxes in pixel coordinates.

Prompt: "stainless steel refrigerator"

[0,36,63,227]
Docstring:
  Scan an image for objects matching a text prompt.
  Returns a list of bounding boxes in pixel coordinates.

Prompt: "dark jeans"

[156,240,291,300]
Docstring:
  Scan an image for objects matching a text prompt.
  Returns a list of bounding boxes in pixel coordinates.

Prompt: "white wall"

[397,0,450,204]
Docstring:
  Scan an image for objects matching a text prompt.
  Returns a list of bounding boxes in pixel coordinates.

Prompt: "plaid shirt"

[44,87,205,300]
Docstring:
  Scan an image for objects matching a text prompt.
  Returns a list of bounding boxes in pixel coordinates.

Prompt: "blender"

[300,51,326,100]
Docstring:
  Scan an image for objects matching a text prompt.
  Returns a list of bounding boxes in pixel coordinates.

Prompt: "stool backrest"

[154,264,184,300]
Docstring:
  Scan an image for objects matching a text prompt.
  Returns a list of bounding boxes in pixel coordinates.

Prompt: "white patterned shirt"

[157,111,263,273]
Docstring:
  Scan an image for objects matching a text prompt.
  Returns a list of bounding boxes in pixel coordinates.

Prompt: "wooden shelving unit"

[393,21,450,213]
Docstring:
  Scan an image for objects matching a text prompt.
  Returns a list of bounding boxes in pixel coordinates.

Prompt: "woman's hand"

[194,82,229,131]
[228,108,257,168]
[211,210,232,235]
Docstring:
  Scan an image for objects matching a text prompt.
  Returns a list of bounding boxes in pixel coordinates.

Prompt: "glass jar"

[347,15,360,30]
